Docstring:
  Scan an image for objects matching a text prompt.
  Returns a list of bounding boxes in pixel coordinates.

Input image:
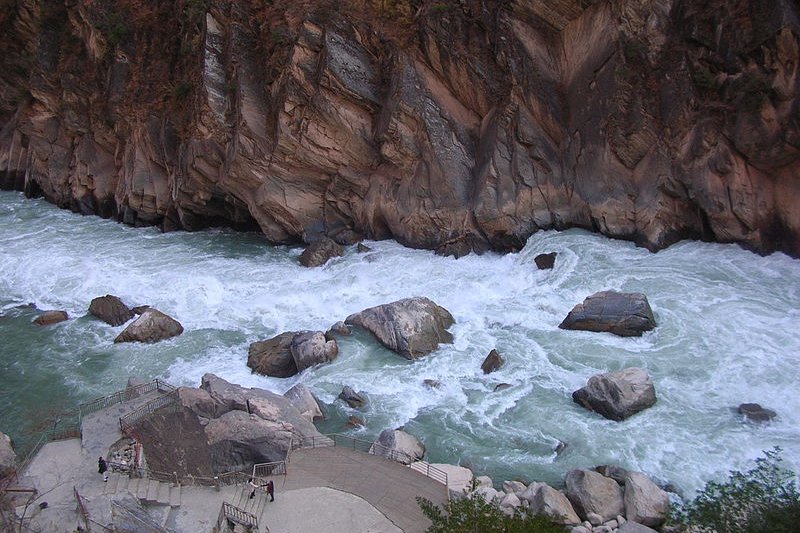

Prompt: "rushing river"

[1,190,798,495]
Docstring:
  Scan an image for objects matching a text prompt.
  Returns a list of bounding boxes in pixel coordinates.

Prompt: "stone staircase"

[104,472,182,507]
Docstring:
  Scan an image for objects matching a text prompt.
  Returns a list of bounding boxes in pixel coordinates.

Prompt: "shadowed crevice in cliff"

[0,0,798,256]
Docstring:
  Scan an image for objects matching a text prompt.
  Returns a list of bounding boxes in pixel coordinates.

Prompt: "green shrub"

[670,448,800,533]
[417,495,568,533]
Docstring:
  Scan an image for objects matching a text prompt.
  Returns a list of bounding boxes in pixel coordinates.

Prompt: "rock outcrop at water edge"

[560,291,656,337]
[346,297,454,359]
[283,383,324,423]
[623,471,669,528]
[32,310,68,326]
[565,469,625,523]
[0,431,16,479]
[113,308,183,343]
[531,484,582,525]
[370,428,425,465]
[89,295,134,326]
[298,236,344,267]
[572,367,657,421]
[338,386,367,409]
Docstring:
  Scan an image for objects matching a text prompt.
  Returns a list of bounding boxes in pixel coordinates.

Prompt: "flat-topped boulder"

[346,297,455,359]
[566,469,624,523]
[0,431,16,478]
[299,236,344,267]
[283,384,324,422]
[89,294,134,326]
[370,429,425,465]
[113,308,183,343]
[559,291,656,337]
[573,367,657,421]
[32,310,68,326]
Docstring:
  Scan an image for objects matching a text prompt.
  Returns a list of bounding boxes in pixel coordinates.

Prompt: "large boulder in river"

[113,308,183,343]
[534,252,557,270]
[370,429,425,465]
[89,294,134,326]
[299,236,343,267]
[346,297,455,359]
[565,469,624,523]
[0,431,16,478]
[283,384,324,422]
[248,332,298,377]
[338,386,367,408]
[33,310,68,326]
[572,367,656,421]
[738,403,777,422]
[290,331,338,372]
[481,349,504,374]
[624,471,670,527]
[559,291,656,337]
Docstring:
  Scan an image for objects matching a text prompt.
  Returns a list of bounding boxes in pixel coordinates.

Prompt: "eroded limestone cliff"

[1,0,798,256]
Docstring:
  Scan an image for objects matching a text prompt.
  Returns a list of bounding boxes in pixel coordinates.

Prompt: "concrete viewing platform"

[11,385,448,533]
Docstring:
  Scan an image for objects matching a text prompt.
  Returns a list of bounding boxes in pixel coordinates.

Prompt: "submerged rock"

[113,308,183,343]
[32,310,68,326]
[559,291,656,337]
[481,349,504,374]
[338,386,367,408]
[370,429,425,465]
[345,297,455,359]
[572,367,657,421]
[89,295,134,326]
[738,403,777,422]
[299,236,343,267]
[534,252,557,270]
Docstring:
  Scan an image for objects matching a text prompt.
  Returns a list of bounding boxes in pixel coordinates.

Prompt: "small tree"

[417,494,568,533]
[670,448,800,533]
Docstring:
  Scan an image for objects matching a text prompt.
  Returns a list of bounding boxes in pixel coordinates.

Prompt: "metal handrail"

[118,390,179,435]
[79,379,175,421]
[251,460,287,479]
[215,502,259,531]
[110,500,167,533]
[74,486,91,532]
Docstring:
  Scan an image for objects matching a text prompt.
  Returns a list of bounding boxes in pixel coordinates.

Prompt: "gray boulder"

[559,291,656,337]
[338,386,367,408]
[370,429,425,465]
[425,463,473,498]
[481,349,504,374]
[623,471,670,527]
[572,367,657,421]
[204,410,295,471]
[617,521,659,533]
[531,484,581,525]
[32,310,68,326]
[565,469,624,523]
[502,480,527,495]
[89,294,134,326]
[325,321,352,339]
[345,297,455,359]
[283,384,324,422]
[248,332,298,378]
[177,387,226,420]
[113,308,183,343]
[534,252,557,269]
[299,236,343,267]
[0,431,16,478]
[738,403,777,422]
[290,331,338,372]
[473,486,499,503]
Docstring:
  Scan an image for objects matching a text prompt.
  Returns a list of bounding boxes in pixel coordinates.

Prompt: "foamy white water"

[1,190,798,494]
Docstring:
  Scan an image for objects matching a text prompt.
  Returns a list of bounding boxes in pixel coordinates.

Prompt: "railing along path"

[79,379,175,421]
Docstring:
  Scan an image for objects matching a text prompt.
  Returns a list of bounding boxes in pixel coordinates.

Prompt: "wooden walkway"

[278,446,449,533]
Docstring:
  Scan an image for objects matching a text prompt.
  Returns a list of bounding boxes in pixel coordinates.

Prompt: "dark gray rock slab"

[559,291,656,337]
[572,367,657,421]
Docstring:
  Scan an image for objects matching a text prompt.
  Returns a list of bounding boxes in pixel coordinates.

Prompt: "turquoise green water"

[2,190,799,493]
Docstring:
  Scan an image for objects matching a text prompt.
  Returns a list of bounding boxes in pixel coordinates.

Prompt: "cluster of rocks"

[248,330,338,378]
[29,294,184,345]
[462,466,669,533]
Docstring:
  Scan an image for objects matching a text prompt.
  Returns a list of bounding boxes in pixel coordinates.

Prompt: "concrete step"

[116,473,130,492]
[126,477,139,495]
[169,485,181,508]
[104,472,120,494]
[156,482,171,505]
[145,479,160,503]
[137,478,149,500]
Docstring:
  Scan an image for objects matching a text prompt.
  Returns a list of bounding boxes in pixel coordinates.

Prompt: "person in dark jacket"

[266,480,274,502]
[98,457,108,481]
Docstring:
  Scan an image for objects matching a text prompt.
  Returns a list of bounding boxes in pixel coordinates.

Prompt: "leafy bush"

[417,495,568,533]
[670,448,800,533]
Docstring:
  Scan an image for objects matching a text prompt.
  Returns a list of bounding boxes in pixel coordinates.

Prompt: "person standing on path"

[98,457,108,482]
[266,480,274,502]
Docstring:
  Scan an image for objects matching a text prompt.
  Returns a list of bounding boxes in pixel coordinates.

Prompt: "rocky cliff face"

[1,0,798,256]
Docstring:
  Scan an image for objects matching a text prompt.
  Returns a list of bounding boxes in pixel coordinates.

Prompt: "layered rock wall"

[1,0,798,256]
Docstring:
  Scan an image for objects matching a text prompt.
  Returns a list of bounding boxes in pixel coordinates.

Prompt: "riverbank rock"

[531,484,581,525]
[177,387,225,421]
[338,386,367,408]
[89,295,134,326]
[204,410,295,470]
[248,332,298,378]
[617,521,659,533]
[346,416,364,428]
[370,429,425,465]
[32,310,68,326]
[623,471,670,527]
[113,308,183,343]
[0,431,16,478]
[559,291,656,337]
[566,469,624,523]
[535,252,557,270]
[326,321,352,338]
[738,403,777,422]
[299,236,343,267]
[345,297,455,359]
[426,463,473,498]
[291,331,338,372]
[572,368,657,421]
[481,349,504,374]
[283,384,324,422]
